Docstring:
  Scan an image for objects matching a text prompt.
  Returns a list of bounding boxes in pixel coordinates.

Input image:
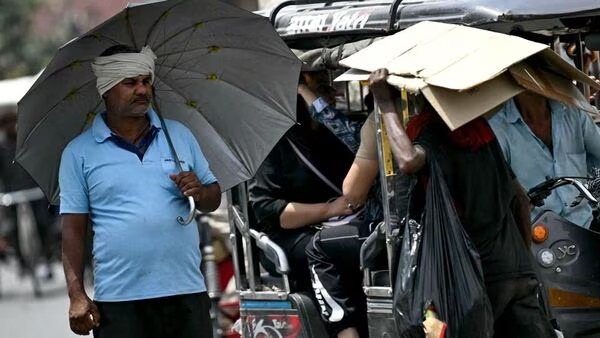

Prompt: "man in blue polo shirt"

[59,45,221,338]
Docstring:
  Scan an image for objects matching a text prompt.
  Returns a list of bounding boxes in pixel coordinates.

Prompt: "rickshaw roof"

[262,0,600,49]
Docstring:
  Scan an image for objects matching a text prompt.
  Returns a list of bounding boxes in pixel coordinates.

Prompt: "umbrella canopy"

[17,0,301,204]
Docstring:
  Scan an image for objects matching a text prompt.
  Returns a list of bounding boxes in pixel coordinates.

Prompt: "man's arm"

[298,83,362,153]
[194,182,221,212]
[512,179,533,247]
[579,108,600,167]
[280,197,353,229]
[343,158,379,209]
[369,69,427,174]
[62,213,100,335]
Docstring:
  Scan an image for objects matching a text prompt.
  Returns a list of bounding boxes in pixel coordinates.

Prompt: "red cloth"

[405,109,495,219]
[406,109,495,151]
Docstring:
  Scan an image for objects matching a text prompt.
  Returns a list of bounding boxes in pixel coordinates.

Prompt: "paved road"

[0,259,83,338]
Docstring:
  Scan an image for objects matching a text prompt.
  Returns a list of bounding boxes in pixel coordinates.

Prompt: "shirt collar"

[92,107,162,143]
[503,97,568,125]
[504,98,523,124]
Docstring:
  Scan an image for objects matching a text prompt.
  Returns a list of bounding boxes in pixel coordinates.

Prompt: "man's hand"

[326,196,354,219]
[170,171,204,201]
[170,171,221,212]
[368,68,396,108]
[68,293,100,335]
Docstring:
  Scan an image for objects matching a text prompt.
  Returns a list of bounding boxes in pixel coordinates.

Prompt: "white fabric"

[91,46,157,96]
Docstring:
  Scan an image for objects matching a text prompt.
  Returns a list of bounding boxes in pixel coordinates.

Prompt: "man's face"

[104,75,153,118]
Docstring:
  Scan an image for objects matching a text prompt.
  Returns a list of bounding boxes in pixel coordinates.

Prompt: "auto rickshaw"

[227,1,600,337]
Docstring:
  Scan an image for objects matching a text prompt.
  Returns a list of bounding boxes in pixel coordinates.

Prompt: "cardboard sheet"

[336,21,599,129]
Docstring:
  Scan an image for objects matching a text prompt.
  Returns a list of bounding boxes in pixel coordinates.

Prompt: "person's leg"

[503,277,556,338]
[272,229,316,292]
[93,300,146,338]
[162,292,213,338]
[305,225,367,337]
[487,277,556,338]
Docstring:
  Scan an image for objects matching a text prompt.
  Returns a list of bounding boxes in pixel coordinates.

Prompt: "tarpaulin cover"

[393,160,494,338]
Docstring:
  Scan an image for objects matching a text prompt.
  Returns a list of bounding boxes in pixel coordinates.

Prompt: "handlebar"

[527,177,598,207]
[0,188,45,207]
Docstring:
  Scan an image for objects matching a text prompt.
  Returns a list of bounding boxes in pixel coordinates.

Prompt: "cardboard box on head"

[335,21,600,130]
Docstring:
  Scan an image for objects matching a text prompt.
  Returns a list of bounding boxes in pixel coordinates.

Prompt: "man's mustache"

[132,95,151,103]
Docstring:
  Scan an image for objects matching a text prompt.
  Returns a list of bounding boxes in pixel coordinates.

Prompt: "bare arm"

[369,69,427,174]
[297,83,318,106]
[512,179,533,247]
[343,158,379,208]
[194,182,221,212]
[280,197,353,229]
[62,214,100,335]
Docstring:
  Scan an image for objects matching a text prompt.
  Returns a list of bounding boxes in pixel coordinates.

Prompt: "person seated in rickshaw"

[488,90,600,231]
[297,70,364,153]
[363,68,556,338]
[248,89,356,292]
[303,86,413,338]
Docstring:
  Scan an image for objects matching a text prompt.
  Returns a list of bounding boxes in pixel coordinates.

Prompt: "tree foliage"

[0,0,80,79]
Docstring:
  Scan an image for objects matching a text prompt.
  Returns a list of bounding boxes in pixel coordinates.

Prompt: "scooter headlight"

[537,248,556,268]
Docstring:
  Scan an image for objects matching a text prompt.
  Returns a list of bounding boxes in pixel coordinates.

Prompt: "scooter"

[527,176,600,338]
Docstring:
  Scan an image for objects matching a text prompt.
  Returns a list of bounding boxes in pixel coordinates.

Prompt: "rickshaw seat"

[289,292,330,337]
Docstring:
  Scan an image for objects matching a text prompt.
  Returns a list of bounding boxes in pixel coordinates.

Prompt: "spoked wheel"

[16,202,43,298]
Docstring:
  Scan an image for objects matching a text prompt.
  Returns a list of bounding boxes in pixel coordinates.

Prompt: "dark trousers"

[261,228,317,292]
[487,277,556,338]
[305,224,369,337]
[93,292,213,338]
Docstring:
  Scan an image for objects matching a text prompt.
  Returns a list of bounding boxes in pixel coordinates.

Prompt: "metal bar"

[372,103,396,287]
[226,190,244,291]
[0,188,45,206]
[235,186,259,293]
[387,0,404,31]
[269,0,296,26]
[249,229,290,275]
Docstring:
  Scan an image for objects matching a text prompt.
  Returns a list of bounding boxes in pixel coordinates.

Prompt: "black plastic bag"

[393,159,494,338]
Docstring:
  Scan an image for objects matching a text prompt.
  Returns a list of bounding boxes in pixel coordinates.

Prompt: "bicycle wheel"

[16,202,43,297]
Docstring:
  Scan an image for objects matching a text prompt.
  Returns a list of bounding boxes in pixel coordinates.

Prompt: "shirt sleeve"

[579,109,600,168]
[58,144,89,214]
[309,97,363,153]
[356,112,378,160]
[248,146,288,231]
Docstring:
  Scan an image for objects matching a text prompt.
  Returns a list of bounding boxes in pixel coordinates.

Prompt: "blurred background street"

[0,259,81,338]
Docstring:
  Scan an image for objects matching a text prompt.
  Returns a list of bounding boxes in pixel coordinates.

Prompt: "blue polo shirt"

[59,109,217,301]
[489,99,600,229]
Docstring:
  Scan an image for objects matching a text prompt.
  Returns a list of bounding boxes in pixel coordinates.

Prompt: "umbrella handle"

[177,196,196,225]
[152,98,197,226]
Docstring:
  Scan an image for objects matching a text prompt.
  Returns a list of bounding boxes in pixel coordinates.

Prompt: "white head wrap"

[91,46,157,96]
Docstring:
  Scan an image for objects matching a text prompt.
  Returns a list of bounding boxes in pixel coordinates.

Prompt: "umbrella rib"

[20,79,98,148]
[125,8,138,49]
[155,44,298,62]
[156,66,284,113]
[143,1,184,47]
[154,79,253,175]
[148,16,247,52]
[154,16,198,86]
